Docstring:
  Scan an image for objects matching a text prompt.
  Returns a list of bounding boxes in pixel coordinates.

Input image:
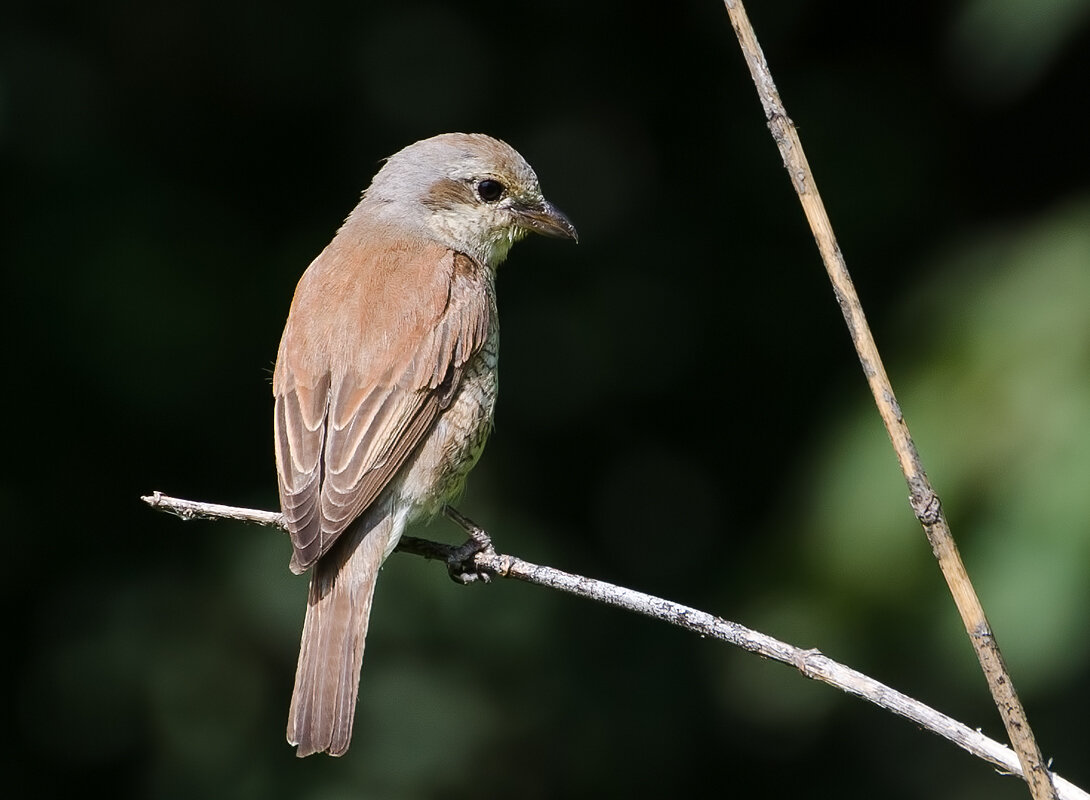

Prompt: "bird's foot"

[443,506,496,585]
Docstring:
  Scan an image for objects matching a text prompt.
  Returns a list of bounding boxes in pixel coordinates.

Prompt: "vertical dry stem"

[719,2,1057,798]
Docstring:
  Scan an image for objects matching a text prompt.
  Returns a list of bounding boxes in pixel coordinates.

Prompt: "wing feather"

[273,229,490,573]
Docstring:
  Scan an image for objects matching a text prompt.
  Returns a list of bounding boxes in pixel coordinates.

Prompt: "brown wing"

[273,230,490,574]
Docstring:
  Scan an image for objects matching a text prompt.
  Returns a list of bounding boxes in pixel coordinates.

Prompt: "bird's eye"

[476,179,505,203]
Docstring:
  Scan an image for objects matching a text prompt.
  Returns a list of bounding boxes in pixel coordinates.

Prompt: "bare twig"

[142,492,1088,800]
[719,3,1058,798]
[143,491,284,526]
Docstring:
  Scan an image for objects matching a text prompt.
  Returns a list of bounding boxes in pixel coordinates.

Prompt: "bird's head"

[363,132,577,267]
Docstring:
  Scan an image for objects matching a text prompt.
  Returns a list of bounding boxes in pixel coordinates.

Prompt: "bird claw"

[443,506,496,584]
[445,531,495,584]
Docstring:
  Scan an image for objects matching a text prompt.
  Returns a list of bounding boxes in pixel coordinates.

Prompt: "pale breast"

[396,300,500,520]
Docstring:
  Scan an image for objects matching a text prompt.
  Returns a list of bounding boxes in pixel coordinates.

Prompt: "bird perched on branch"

[273,133,577,757]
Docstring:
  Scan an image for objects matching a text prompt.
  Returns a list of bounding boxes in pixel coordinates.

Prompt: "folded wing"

[273,237,490,573]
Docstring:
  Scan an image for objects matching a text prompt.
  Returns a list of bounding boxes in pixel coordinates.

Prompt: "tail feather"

[287,510,394,757]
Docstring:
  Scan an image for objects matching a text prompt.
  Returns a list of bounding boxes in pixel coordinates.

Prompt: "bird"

[272,133,577,757]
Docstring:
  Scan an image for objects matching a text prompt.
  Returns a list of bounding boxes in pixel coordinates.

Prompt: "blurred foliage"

[948,0,1090,101]
[4,1,1090,798]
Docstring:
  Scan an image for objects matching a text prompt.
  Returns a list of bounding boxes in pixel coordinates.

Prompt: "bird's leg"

[442,506,495,584]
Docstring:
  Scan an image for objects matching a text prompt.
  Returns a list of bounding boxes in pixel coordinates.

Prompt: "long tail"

[287,508,397,757]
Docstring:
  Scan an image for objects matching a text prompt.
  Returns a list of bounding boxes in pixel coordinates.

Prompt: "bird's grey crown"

[367,133,538,202]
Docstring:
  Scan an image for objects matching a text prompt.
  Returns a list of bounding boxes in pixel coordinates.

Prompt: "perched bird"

[273,133,577,757]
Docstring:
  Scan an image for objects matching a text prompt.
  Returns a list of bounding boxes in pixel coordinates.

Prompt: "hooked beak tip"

[519,200,578,243]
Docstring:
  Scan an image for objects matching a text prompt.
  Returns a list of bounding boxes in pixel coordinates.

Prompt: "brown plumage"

[273,133,576,757]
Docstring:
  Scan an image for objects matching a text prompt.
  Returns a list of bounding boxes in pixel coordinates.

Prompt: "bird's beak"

[515,200,579,243]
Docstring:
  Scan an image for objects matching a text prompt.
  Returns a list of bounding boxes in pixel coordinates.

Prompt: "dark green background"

[6,1,1090,797]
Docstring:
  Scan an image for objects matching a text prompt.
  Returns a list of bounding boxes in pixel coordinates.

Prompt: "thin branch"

[142,492,1088,800]
[720,3,1058,799]
[142,492,285,526]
